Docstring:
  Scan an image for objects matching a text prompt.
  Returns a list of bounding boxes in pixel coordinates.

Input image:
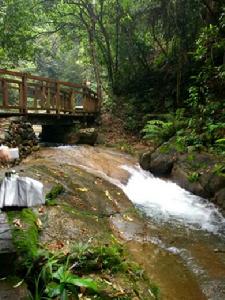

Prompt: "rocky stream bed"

[0,145,225,300]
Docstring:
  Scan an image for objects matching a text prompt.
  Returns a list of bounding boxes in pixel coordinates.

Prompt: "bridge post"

[46,82,51,113]
[82,85,88,112]
[69,90,74,114]
[56,82,60,114]
[2,80,9,108]
[21,74,28,113]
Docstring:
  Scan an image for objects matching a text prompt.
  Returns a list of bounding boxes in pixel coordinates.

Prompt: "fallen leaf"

[35,218,43,229]
[48,240,64,251]
[76,187,89,192]
[13,279,24,288]
[123,215,133,222]
[105,190,112,200]
[38,206,45,214]
[13,218,22,228]
[103,279,112,285]
[0,277,6,281]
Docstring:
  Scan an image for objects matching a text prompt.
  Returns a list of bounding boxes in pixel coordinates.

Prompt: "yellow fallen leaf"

[123,215,133,222]
[35,218,43,229]
[76,187,88,192]
[103,279,112,285]
[13,279,24,288]
[105,190,112,200]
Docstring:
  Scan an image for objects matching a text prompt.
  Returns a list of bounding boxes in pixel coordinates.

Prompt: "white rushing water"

[54,146,225,235]
[121,165,225,234]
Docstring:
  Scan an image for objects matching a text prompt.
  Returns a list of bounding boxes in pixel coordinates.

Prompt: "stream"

[27,145,225,299]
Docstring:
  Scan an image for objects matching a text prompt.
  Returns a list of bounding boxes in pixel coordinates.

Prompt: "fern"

[142,119,174,144]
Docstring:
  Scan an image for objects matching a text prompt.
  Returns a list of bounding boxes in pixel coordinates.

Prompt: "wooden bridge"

[0,69,100,124]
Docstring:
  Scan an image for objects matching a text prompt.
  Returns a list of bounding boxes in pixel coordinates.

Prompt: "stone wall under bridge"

[0,117,39,164]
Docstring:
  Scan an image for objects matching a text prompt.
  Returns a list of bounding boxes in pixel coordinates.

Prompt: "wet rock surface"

[77,127,98,145]
[0,280,29,300]
[149,153,174,176]
[140,148,225,208]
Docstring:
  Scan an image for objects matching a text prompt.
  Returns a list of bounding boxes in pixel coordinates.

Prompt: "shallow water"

[37,145,225,299]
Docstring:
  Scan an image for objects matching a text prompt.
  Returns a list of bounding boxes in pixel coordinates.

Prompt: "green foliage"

[70,242,125,273]
[45,265,99,299]
[215,138,225,152]
[213,163,225,177]
[8,220,152,300]
[149,284,161,299]
[142,110,186,145]
[188,172,200,183]
[194,25,220,61]
[142,120,174,145]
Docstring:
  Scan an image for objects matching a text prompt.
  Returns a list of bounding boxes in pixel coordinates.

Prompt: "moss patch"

[7,208,39,268]
[46,184,65,201]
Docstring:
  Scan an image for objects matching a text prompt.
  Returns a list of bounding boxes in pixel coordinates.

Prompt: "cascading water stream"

[55,145,225,235]
[121,165,225,235]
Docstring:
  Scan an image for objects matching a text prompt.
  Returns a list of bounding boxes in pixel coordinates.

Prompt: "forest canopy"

[0,0,224,149]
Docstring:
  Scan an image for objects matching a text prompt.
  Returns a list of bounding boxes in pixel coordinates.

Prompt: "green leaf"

[60,288,69,300]
[53,266,72,283]
[216,138,225,144]
[67,276,99,292]
[45,282,61,297]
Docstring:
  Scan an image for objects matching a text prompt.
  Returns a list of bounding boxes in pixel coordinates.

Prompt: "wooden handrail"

[0,68,99,115]
[0,69,97,96]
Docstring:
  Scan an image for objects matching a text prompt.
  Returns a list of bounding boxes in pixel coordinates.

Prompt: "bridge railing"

[0,69,99,115]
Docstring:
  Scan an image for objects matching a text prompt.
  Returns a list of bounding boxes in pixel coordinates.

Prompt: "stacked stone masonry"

[0,117,39,164]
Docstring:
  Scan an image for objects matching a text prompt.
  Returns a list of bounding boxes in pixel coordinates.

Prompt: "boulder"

[77,128,98,145]
[140,151,174,176]
[139,151,151,170]
[214,188,225,209]
[0,281,29,300]
[200,173,225,197]
[150,153,174,176]
[171,164,207,198]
